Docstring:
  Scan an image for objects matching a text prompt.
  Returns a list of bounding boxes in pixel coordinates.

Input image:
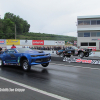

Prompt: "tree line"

[0,12,30,39]
[0,12,77,43]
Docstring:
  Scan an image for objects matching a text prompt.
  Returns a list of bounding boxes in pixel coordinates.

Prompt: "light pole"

[15,24,16,39]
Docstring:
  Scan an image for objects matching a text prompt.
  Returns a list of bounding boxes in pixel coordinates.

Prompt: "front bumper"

[30,56,51,65]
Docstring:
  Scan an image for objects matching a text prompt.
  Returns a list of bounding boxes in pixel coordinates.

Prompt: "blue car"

[0,48,51,71]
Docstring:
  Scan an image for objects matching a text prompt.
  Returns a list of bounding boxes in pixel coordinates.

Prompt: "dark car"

[0,48,51,71]
[56,46,92,58]
[63,46,92,58]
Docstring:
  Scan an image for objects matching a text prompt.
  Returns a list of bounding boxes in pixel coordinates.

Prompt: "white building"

[77,15,100,50]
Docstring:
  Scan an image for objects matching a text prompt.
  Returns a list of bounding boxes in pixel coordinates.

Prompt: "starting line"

[63,57,100,65]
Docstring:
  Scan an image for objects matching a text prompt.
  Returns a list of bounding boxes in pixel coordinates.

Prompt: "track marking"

[90,68,100,70]
[50,63,100,70]
[73,66,82,68]
[50,63,73,66]
[0,76,71,100]
[81,67,90,69]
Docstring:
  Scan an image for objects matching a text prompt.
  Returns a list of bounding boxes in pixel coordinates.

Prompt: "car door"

[5,49,18,64]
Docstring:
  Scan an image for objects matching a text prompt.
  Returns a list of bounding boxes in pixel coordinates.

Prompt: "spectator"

[11,44,16,49]
[0,47,2,54]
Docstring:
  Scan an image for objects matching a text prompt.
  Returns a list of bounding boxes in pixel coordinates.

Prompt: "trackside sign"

[0,40,6,44]
[32,40,44,45]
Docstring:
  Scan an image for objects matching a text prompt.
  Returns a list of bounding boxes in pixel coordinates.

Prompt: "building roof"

[77,15,100,19]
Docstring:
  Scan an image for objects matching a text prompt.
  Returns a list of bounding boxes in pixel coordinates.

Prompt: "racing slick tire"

[0,59,4,67]
[41,62,49,67]
[79,52,84,58]
[85,52,89,57]
[22,60,31,71]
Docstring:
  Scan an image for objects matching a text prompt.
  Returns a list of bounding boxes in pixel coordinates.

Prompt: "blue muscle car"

[0,48,51,71]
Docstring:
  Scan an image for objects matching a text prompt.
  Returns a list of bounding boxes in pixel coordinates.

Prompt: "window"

[97,20,100,25]
[81,42,88,46]
[97,32,100,36]
[78,21,84,25]
[78,33,83,37]
[91,32,96,37]
[84,20,90,25]
[89,42,96,46]
[84,32,90,37]
[5,49,16,54]
[91,20,96,25]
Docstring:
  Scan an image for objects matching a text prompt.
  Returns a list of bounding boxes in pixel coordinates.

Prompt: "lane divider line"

[0,76,71,100]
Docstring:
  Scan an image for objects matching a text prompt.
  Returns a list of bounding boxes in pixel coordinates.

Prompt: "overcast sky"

[0,0,100,37]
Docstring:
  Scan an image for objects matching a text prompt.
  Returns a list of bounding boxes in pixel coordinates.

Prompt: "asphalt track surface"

[0,56,100,100]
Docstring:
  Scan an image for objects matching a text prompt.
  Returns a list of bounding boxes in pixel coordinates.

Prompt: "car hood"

[24,50,49,55]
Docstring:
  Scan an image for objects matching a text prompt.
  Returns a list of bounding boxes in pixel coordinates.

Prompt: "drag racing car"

[56,46,92,58]
[0,48,51,71]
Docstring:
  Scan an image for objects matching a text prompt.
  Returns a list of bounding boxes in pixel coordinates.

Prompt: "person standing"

[0,47,2,54]
[11,44,16,49]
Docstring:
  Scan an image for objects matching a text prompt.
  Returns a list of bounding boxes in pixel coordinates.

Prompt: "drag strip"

[0,61,100,100]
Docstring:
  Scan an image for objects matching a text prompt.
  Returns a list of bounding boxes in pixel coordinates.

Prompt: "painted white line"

[81,67,90,69]
[73,66,82,68]
[50,63,74,67]
[50,63,56,65]
[90,68,100,70]
[63,65,74,67]
[0,76,71,100]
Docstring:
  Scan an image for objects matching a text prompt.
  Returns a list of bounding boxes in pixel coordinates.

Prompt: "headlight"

[31,55,38,57]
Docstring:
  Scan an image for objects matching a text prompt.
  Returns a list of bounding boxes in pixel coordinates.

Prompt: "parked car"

[0,48,51,71]
[56,46,92,58]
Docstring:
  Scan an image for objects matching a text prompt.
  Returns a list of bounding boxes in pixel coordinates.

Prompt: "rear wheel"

[41,62,49,67]
[79,52,84,58]
[22,60,31,71]
[85,52,89,57]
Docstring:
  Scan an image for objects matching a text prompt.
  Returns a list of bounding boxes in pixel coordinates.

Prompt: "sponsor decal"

[6,39,20,45]
[63,57,100,64]
[32,40,44,45]
[18,57,20,63]
[20,40,32,45]
[55,41,65,45]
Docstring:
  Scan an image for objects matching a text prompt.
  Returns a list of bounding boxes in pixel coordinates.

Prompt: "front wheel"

[0,59,4,67]
[85,52,89,57]
[41,62,49,67]
[79,52,84,58]
[22,60,31,71]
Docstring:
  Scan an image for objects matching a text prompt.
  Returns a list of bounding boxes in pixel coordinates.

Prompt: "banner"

[63,57,100,64]
[0,39,6,44]
[55,41,65,45]
[6,40,20,45]
[88,47,96,51]
[20,40,32,45]
[32,40,44,45]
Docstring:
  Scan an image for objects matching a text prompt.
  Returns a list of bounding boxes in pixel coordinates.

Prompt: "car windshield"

[72,46,78,49]
[16,48,33,53]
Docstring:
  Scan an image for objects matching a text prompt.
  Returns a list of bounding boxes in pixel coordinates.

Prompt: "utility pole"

[15,24,16,39]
